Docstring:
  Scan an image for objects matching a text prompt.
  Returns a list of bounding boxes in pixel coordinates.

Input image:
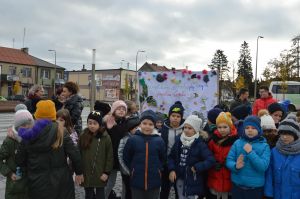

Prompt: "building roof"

[139,62,170,72]
[0,46,64,69]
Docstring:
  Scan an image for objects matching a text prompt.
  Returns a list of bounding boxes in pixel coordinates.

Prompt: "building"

[139,62,170,72]
[67,67,137,102]
[0,46,65,98]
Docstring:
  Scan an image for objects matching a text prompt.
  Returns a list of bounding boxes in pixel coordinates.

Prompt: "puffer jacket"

[168,135,215,196]
[64,94,83,135]
[16,120,82,199]
[207,128,238,192]
[264,147,300,199]
[252,94,277,115]
[226,137,270,188]
[80,129,113,187]
[0,128,28,199]
[123,130,166,190]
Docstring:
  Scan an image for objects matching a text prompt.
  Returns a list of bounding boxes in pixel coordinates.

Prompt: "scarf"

[180,132,199,147]
[276,138,300,155]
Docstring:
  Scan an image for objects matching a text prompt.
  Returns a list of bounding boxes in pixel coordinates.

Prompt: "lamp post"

[135,50,145,107]
[48,49,56,96]
[254,36,263,100]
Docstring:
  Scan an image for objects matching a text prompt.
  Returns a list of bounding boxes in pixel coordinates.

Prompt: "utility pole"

[91,49,96,112]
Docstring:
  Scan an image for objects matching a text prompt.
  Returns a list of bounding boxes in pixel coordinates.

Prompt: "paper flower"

[202,69,208,75]
[156,74,165,82]
[197,75,201,80]
[203,75,209,83]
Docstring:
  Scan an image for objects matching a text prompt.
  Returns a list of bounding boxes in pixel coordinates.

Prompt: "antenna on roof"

[22,28,26,48]
[12,38,15,48]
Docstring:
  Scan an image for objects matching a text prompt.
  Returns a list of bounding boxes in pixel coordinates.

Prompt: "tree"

[208,49,229,101]
[235,76,245,91]
[291,35,300,77]
[237,41,253,88]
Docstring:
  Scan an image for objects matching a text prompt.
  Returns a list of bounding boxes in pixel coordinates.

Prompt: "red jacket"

[252,94,277,115]
[207,128,238,192]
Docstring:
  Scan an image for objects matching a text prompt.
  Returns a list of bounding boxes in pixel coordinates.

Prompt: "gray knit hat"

[278,114,300,140]
[14,104,27,112]
[184,115,203,133]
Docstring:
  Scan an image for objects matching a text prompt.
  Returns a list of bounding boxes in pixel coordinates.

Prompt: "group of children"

[0,99,300,199]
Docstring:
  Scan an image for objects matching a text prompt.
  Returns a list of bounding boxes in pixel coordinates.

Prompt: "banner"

[139,70,218,118]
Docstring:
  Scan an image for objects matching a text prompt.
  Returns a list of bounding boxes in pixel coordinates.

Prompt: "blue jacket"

[226,137,270,188]
[264,147,300,199]
[123,130,166,190]
[168,135,215,196]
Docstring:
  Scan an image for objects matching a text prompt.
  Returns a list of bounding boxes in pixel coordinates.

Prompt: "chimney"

[21,47,29,54]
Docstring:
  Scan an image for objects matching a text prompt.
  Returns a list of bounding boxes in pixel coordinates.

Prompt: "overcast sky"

[1,0,299,78]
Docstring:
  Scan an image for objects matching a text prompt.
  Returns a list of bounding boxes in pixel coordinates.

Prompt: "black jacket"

[24,97,41,115]
[64,95,83,135]
[16,120,82,199]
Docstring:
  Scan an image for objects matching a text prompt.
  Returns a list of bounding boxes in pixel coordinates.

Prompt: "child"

[268,102,285,128]
[16,100,83,199]
[0,108,34,199]
[261,114,278,148]
[160,101,185,199]
[206,108,223,137]
[155,112,165,130]
[264,114,300,199]
[56,109,78,145]
[103,100,128,198]
[79,110,113,199]
[207,112,238,199]
[168,115,215,199]
[226,116,271,199]
[123,110,166,199]
[118,116,140,199]
[125,100,138,117]
[230,105,252,137]
[257,109,269,118]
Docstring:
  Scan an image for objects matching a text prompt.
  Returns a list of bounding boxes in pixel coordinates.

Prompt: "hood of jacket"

[163,119,185,130]
[18,119,57,152]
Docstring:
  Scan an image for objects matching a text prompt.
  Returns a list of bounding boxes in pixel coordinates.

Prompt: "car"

[0,96,7,101]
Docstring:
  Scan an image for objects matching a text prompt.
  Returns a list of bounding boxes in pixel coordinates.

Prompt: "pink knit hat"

[111,100,127,114]
[14,110,34,130]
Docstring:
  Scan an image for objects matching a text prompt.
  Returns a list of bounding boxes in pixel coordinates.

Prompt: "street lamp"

[48,49,56,96]
[254,36,264,100]
[135,50,145,107]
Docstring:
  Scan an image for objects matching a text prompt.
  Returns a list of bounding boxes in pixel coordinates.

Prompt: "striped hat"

[278,114,300,140]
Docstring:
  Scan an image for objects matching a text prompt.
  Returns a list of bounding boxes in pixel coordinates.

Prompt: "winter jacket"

[264,147,300,199]
[0,128,28,199]
[118,132,133,175]
[207,128,238,193]
[123,130,166,190]
[80,129,113,188]
[226,137,270,188]
[168,135,215,196]
[160,119,184,156]
[107,117,127,170]
[52,97,63,111]
[24,97,41,115]
[252,94,277,116]
[64,94,83,135]
[16,120,83,199]
[230,98,251,111]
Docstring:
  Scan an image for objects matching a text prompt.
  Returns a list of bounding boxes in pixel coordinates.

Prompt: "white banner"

[139,70,218,118]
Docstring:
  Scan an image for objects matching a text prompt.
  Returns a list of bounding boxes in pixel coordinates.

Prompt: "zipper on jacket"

[144,141,149,190]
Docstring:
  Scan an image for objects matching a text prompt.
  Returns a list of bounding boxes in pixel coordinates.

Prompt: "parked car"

[7,95,26,102]
[0,96,7,101]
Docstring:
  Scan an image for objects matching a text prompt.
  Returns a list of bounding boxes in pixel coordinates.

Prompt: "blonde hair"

[52,122,65,149]
[258,109,269,118]
[28,85,43,97]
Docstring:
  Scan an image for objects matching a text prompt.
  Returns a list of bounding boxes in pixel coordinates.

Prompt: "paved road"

[0,107,174,198]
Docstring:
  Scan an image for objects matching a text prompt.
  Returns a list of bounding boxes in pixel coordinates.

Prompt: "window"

[272,85,300,94]
[22,68,32,78]
[40,69,51,79]
[9,66,16,75]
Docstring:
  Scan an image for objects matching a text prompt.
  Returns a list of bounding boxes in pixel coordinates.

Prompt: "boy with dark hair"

[160,101,185,199]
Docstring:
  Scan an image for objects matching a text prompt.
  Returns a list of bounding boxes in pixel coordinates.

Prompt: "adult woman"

[52,87,65,111]
[62,81,84,135]
[16,100,83,199]
[24,85,44,114]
